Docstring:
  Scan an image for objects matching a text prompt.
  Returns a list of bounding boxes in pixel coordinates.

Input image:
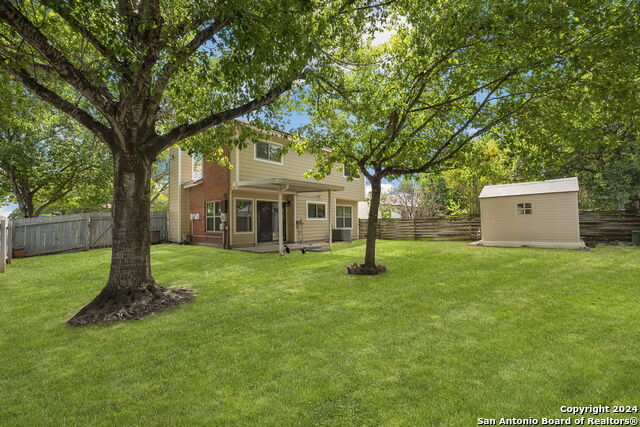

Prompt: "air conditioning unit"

[332,229,351,241]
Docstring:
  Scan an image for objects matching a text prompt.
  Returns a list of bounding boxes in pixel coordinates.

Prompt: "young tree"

[0,74,112,217]
[441,138,511,215]
[388,177,445,218]
[0,1,379,325]
[298,0,634,273]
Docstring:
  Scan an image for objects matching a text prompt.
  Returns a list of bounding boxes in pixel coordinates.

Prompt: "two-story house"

[168,126,366,252]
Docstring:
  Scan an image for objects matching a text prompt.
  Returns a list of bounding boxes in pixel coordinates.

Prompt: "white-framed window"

[336,205,353,229]
[205,201,222,232]
[254,140,283,164]
[517,202,532,215]
[307,201,327,220]
[343,163,357,178]
[235,199,253,232]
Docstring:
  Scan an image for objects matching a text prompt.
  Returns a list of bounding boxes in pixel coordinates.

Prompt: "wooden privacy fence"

[358,211,640,243]
[359,215,481,241]
[579,211,640,243]
[9,211,167,258]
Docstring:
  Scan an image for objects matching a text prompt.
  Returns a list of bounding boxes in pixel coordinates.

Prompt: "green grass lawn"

[1,241,639,426]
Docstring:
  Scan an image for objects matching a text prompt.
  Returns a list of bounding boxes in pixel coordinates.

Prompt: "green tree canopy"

[441,138,511,215]
[0,73,112,217]
[0,0,385,324]
[296,0,636,271]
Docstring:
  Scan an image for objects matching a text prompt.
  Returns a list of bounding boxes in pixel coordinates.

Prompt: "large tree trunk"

[364,177,382,269]
[68,150,192,326]
[15,193,34,218]
[5,165,35,217]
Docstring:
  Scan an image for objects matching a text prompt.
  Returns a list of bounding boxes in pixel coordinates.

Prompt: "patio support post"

[278,186,284,256]
[328,190,332,247]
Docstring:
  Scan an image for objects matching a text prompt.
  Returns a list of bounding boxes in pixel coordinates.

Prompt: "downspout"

[328,189,332,247]
[177,147,183,243]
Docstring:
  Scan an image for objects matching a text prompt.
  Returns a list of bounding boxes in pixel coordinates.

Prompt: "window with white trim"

[205,201,222,232]
[255,140,283,163]
[336,205,353,229]
[343,164,356,178]
[236,199,253,232]
[307,202,326,219]
[517,202,532,215]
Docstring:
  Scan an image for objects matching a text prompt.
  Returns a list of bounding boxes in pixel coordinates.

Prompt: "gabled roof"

[182,178,203,189]
[479,177,579,199]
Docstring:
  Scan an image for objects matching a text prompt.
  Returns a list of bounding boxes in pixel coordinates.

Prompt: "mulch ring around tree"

[346,263,387,275]
[68,287,195,326]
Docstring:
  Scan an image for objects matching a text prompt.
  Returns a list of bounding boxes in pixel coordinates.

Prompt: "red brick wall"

[187,153,230,246]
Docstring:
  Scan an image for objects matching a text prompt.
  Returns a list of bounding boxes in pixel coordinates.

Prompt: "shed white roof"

[479,177,579,199]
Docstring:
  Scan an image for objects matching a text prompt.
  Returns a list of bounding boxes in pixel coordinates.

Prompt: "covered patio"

[233,241,331,254]
[231,178,344,255]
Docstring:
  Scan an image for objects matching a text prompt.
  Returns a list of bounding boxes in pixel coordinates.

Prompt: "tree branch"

[0,0,118,119]
[116,0,141,45]
[41,1,133,82]
[388,95,536,176]
[154,16,233,96]
[1,58,114,148]
[33,186,74,216]
[150,180,169,204]
[338,0,396,14]
[377,109,441,165]
[152,69,309,154]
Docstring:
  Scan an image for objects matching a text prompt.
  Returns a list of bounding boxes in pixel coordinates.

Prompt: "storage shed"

[478,177,585,249]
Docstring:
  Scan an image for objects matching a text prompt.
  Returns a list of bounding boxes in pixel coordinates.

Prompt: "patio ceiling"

[233,178,344,193]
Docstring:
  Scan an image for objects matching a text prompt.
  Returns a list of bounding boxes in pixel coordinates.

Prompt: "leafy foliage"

[0,1,388,314]
[0,73,112,217]
[0,0,385,156]
[441,138,512,215]
[294,0,635,268]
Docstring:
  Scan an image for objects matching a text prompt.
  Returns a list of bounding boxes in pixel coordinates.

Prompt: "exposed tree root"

[346,263,387,275]
[68,283,195,326]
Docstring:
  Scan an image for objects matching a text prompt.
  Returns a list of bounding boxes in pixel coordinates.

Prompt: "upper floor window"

[517,202,532,215]
[307,202,327,220]
[205,201,222,232]
[343,164,357,178]
[255,140,283,164]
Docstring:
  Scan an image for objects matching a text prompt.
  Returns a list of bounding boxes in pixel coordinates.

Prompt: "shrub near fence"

[10,211,168,257]
[358,211,640,243]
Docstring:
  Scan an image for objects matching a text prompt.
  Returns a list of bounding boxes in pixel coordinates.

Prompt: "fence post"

[84,214,91,251]
[6,219,12,264]
[413,217,417,240]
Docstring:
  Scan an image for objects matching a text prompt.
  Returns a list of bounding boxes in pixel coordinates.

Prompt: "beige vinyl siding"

[294,195,359,242]
[480,192,581,243]
[233,135,365,202]
[168,147,192,242]
[297,192,330,242]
